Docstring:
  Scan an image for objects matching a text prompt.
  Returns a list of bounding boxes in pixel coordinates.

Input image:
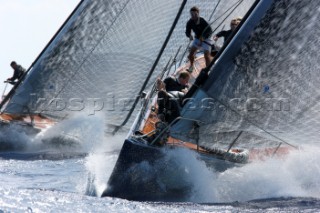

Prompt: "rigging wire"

[199,0,244,40]
[1,82,8,101]
[134,56,173,132]
[210,0,244,36]
[179,0,241,67]
[190,89,298,149]
[174,0,299,150]
[180,0,241,67]
[183,0,249,104]
[178,40,191,67]
[208,0,221,22]
[112,0,188,134]
[134,43,183,133]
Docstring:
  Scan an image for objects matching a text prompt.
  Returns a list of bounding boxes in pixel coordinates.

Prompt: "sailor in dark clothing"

[185,6,213,72]
[5,61,26,85]
[163,75,189,92]
[144,73,189,146]
[213,18,241,45]
[156,71,190,123]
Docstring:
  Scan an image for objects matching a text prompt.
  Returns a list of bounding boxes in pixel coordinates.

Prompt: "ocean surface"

[0,116,320,212]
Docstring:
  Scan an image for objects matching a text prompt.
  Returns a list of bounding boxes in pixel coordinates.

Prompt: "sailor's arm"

[7,71,18,81]
[6,74,15,81]
[185,21,193,41]
[181,88,188,94]
[156,78,166,91]
[213,31,225,41]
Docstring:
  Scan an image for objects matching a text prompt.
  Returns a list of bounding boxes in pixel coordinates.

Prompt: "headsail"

[1,0,254,132]
[171,0,320,150]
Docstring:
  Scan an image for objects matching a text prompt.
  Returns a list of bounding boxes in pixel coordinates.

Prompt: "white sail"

[2,0,255,132]
[171,0,320,149]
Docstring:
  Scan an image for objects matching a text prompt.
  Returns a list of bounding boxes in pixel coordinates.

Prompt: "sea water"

[0,115,320,212]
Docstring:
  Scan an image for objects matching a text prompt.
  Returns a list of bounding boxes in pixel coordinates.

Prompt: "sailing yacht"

[0,0,254,142]
[1,0,315,202]
[102,0,301,201]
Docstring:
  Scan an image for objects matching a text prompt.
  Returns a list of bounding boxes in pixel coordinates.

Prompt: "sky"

[0,0,80,98]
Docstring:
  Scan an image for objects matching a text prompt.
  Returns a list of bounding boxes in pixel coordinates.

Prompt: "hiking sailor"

[213,18,241,45]
[5,61,26,85]
[185,6,213,72]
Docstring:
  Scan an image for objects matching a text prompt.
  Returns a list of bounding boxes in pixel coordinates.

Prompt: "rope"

[200,0,244,39]
[210,0,244,35]
[208,0,221,22]
[1,82,8,101]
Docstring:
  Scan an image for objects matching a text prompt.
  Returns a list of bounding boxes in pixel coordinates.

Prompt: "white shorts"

[191,38,212,52]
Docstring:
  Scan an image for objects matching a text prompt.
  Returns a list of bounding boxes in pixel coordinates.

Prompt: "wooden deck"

[139,55,226,156]
[0,113,55,130]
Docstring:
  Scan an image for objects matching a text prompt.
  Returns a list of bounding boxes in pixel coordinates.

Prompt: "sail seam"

[38,0,132,115]
[195,89,298,149]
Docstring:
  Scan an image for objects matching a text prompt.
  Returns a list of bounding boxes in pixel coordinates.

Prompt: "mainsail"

[1,0,254,132]
[171,0,320,150]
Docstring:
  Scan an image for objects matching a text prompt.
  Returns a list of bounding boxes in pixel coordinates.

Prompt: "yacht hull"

[101,138,243,201]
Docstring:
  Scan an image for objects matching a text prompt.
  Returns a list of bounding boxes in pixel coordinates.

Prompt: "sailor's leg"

[202,39,213,67]
[204,50,212,67]
[188,46,197,72]
[7,81,16,85]
[157,91,169,121]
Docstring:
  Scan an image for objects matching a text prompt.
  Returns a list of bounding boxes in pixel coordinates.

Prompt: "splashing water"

[185,145,320,203]
[86,142,320,203]
[0,113,108,160]
[84,133,125,197]
[34,113,106,152]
